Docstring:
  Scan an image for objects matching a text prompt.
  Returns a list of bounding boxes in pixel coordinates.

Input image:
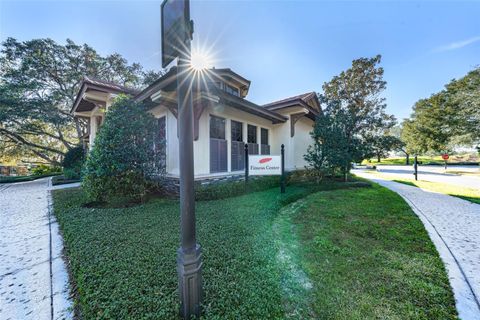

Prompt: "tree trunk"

[377,154,381,162]
[405,153,410,165]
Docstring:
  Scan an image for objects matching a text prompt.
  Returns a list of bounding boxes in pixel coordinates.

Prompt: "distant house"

[71,68,320,180]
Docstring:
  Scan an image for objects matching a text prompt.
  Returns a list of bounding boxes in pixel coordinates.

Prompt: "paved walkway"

[0,178,72,320]
[354,170,480,320]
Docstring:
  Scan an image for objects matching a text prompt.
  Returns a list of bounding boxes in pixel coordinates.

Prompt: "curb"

[47,177,73,320]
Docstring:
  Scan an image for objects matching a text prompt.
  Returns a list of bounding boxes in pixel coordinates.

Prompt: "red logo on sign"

[259,157,272,164]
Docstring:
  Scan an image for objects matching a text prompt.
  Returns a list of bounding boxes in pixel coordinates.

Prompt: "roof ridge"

[83,76,140,93]
[263,91,316,107]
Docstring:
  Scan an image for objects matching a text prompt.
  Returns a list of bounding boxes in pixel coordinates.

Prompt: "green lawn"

[363,153,479,166]
[392,179,480,205]
[292,185,456,319]
[53,182,456,319]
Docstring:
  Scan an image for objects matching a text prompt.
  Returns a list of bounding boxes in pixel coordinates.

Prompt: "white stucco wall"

[292,117,314,169]
[271,110,315,171]
[144,102,313,177]
[88,108,105,149]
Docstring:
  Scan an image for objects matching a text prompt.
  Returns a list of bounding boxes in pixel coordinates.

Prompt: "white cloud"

[435,36,480,52]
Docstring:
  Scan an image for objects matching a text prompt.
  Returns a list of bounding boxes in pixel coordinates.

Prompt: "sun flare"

[190,49,213,71]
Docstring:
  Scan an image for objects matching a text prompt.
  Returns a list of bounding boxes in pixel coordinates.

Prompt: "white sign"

[249,155,282,176]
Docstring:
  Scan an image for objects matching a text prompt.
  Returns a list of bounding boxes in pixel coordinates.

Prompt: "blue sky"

[1,1,479,120]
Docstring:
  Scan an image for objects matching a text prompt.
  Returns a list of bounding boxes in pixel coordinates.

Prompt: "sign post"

[414,155,418,181]
[280,144,285,193]
[162,0,202,318]
[442,154,449,170]
[244,143,249,186]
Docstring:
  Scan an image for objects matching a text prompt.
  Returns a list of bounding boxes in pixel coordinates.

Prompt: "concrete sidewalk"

[0,178,72,320]
[354,170,480,320]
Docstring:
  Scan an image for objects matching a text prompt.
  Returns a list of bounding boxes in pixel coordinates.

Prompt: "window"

[210,116,227,173]
[260,128,270,155]
[210,116,225,139]
[261,128,268,145]
[231,121,244,171]
[247,125,257,143]
[231,120,243,142]
[154,116,166,173]
[225,83,240,97]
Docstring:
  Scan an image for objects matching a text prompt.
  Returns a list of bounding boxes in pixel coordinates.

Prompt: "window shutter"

[219,140,227,172]
[248,143,259,155]
[231,141,245,171]
[261,144,270,155]
[210,139,228,173]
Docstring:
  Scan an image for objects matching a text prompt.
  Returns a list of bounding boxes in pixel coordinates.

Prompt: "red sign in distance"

[442,154,449,160]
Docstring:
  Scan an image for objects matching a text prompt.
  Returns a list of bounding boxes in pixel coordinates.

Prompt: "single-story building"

[71,67,320,181]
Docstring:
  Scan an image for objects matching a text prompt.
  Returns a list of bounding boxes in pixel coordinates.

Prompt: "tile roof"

[263,92,317,109]
[82,76,141,95]
[211,86,287,124]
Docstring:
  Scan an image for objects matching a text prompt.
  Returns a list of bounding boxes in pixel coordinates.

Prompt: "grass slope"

[392,179,480,204]
[363,154,479,166]
[53,182,456,319]
[294,184,457,319]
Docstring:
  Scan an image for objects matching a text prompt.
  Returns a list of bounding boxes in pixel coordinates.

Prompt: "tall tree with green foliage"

[0,37,163,165]
[389,125,410,164]
[308,55,396,176]
[305,99,369,181]
[402,94,457,154]
[322,55,396,142]
[402,67,480,154]
[367,133,403,162]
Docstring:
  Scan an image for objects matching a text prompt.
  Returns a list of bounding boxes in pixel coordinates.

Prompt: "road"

[0,178,72,320]
[372,165,480,189]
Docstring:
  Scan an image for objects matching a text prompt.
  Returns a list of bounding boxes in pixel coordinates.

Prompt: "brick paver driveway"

[0,178,71,320]
[354,170,480,320]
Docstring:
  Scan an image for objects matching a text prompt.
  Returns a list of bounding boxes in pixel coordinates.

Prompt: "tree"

[367,134,403,162]
[322,55,396,142]
[390,125,410,165]
[0,38,163,165]
[304,105,346,181]
[402,67,480,154]
[82,96,161,202]
[316,55,396,173]
[401,94,454,155]
[305,100,367,181]
[444,67,480,143]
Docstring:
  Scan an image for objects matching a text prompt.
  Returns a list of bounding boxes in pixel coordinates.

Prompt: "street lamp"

[161,0,202,318]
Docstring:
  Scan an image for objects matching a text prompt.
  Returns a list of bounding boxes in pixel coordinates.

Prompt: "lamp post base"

[177,244,203,319]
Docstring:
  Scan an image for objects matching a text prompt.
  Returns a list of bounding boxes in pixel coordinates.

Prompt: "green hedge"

[62,146,85,180]
[195,176,280,201]
[51,175,81,186]
[0,172,62,184]
[194,171,369,201]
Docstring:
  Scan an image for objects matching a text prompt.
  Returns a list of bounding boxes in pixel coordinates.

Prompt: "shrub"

[31,164,62,176]
[82,96,161,202]
[62,145,85,179]
[195,176,280,201]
